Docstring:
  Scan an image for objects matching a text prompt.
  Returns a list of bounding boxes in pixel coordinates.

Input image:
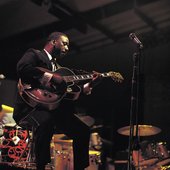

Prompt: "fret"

[101,73,109,77]
[73,76,78,79]
[63,74,94,82]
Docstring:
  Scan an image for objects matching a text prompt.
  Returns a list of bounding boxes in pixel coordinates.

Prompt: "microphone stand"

[127,41,143,170]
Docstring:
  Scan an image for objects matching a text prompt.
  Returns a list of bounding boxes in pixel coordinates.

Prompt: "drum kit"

[117,124,170,170]
[4,116,167,170]
[0,115,103,170]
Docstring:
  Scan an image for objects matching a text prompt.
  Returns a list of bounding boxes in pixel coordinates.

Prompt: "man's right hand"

[40,72,66,94]
[50,74,67,93]
[50,74,64,84]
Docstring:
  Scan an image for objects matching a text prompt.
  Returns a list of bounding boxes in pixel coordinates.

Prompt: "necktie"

[50,59,57,72]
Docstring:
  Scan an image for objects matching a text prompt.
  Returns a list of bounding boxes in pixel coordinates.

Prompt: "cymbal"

[75,114,95,127]
[117,125,161,136]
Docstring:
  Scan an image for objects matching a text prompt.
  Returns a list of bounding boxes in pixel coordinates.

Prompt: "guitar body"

[18,67,81,111]
[54,67,81,101]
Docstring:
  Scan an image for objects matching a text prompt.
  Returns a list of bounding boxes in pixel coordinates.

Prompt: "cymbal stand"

[25,125,36,164]
[127,33,143,170]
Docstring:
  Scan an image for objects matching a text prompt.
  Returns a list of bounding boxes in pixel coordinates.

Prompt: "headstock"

[108,71,124,83]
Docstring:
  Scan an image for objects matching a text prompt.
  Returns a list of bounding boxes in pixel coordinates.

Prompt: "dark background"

[0,0,170,161]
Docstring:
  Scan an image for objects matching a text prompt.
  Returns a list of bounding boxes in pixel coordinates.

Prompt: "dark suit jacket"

[13,48,57,123]
[13,48,87,124]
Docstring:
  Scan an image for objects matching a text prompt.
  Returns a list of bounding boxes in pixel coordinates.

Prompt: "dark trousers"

[22,107,90,170]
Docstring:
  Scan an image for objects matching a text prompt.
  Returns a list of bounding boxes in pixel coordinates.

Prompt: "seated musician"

[13,32,102,170]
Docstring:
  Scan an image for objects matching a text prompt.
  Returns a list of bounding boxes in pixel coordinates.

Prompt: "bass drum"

[1,123,29,162]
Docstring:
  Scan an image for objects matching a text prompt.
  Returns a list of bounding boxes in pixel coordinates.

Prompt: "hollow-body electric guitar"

[18,67,124,110]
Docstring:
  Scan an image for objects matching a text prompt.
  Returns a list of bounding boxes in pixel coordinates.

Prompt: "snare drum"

[1,123,29,162]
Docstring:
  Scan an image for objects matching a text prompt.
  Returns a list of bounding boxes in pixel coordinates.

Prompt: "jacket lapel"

[39,50,52,70]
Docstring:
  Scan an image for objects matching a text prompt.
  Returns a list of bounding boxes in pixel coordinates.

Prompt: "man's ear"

[51,40,56,46]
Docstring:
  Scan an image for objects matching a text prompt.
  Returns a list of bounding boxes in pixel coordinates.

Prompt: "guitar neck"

[36,67,123,84]
[63,73,110,83]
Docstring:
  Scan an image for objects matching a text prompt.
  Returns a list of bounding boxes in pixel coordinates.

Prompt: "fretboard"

[63,73,110,83]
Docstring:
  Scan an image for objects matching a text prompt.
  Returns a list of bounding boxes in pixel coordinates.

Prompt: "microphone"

[129,33,143,49]
[0,74,5,79]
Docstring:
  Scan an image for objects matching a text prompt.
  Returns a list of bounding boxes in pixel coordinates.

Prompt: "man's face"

[52,35,69,59]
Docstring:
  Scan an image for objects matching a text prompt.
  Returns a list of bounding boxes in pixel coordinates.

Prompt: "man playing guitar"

[13,32,108,170]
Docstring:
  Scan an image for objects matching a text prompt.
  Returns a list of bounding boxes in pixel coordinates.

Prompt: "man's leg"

[55,113,91,170]
[19,109,54,170]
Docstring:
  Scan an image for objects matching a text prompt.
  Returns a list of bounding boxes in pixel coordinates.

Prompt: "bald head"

[47,32,68,42]
[44,32,69,59]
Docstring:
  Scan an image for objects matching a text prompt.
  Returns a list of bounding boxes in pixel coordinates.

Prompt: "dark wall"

[0,79,17,107]
[142,43,170,146]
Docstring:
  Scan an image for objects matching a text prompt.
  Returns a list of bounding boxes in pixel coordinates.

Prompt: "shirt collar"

[44,49,52,61]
